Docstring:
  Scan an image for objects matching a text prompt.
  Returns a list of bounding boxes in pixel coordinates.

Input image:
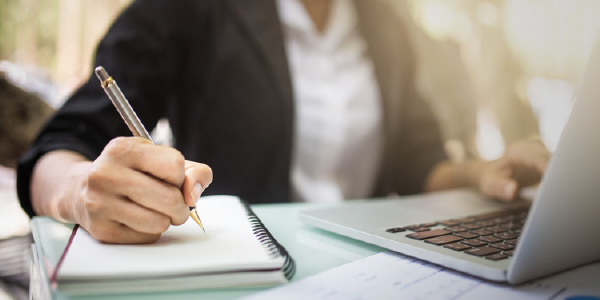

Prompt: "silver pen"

[94,66,205,232]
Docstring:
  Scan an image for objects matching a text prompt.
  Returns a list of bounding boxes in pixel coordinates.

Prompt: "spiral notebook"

[47,195,295,295]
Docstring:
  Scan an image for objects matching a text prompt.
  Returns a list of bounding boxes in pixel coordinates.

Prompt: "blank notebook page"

[58,195,284,280]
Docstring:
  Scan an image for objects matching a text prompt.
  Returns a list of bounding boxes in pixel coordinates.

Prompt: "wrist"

[32,151,92,224]
[57,160,92,224]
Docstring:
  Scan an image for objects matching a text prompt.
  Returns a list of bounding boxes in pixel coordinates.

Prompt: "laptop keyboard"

[385,207,529,261]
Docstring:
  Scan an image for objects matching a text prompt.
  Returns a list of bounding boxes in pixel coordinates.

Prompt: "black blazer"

[17,0,446,217]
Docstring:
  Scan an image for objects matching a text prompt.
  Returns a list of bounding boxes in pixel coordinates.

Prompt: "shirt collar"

[276,0,358,51]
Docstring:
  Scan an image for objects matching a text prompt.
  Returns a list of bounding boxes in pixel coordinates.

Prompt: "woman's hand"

[425,138,550,201]
[477,139,550,201]
[31,137,213,244]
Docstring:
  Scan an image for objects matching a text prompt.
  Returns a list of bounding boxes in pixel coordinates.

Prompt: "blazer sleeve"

[16,0,204,217]
[394,79,448,196]
[359,0,447,196]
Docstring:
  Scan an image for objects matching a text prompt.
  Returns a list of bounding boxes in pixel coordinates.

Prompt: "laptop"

[298,43,600,284]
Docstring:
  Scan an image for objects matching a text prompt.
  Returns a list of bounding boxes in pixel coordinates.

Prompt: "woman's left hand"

[477,138,551,201]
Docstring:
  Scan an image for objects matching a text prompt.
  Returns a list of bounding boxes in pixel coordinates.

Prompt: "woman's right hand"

[31,137,212,244]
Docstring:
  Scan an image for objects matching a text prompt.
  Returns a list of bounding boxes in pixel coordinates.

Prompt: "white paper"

[242,251,600,300]
[58,195,283,280]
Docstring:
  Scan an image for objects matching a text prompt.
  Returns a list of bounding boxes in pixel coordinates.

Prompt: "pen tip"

[190,208,205,232]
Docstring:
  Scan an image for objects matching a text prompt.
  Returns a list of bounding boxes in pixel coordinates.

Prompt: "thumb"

[499,180,518,201]
[182,161,213,207]
[481,173,518,202]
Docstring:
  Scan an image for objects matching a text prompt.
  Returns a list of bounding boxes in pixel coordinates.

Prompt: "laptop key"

[474,220,496,227]
[465,246,501,257]
[461,239,487,247]
[499,223,522,230]
[503,250,515,256]
[478,236,502,243]
[443,226,467,232]
[443,243,472,251]
[403,225,432,232]
[489,242,515,251]
[404,225,423,230]
[459,223,482,230]
[470,229,494,236]
[453,232,479,239]
[484,226,508,233]
[385,227,406,233]
[492,232,519,240]
[485,253,509,261]
[406,229,452,240]
[506,238,519,245]
[420,222,438,227]
[493,216,515,224]
[424,235,464,245]
[437,220,463,226]
[409,227,431,232]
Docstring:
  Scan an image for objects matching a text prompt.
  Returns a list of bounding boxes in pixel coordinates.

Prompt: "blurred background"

[0,0,599,299]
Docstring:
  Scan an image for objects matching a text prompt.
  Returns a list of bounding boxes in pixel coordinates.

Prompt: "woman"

[17,0,549,244]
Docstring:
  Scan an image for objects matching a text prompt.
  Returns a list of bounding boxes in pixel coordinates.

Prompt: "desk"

[30,202,385,300]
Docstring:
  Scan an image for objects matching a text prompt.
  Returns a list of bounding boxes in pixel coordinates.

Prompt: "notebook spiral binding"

[240,200,296,281]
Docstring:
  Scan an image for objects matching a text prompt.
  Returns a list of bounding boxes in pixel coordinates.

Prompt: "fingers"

[508,151,549,175]
[481,175,518,202]
[81,191,171,243]
[478,161,519,202]
[182,161,213,207]
[88,221,163,244]
[106,225,162,244]
[480,139,551,201]
[108,197,173,234]
[79,137,212,244]
[102,137,186,187]
[504,140,551,174]
[86,165,189,225]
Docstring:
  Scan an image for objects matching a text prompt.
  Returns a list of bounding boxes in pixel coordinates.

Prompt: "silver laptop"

[299,43,600,284]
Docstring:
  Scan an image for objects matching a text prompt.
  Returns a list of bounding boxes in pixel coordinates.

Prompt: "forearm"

[424,160,485,192]
[30,150,92,224]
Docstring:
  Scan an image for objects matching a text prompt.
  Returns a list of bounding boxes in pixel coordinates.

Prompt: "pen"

[94,66,205,232]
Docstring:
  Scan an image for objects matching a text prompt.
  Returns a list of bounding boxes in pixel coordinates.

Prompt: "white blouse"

[277,0,384,202]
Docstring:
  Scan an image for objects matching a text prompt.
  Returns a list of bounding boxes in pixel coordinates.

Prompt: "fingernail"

[504,182,516,199]
[191,183,203,205]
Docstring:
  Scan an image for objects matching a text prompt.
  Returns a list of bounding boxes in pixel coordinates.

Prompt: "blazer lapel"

[225,0,294,109]
[354,0,410,195]
[354,0,405,139]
